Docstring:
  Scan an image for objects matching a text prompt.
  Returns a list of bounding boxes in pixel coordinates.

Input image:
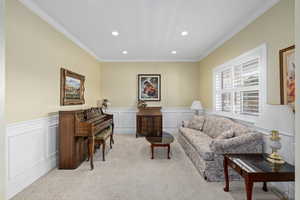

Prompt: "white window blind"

[214,57,261,118]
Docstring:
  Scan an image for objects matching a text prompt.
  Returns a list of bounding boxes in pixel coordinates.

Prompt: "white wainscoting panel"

[6,115,58,199]
[107,107,194,134]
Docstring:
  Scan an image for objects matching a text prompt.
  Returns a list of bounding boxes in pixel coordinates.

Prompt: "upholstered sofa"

[178,115,263,182]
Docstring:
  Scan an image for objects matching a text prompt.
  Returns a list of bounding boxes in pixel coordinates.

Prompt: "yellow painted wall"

[198,0,295,109]
[295,0,299,198]
[5,0,101,123]
[0,0,5,199]
[100,62,200,107]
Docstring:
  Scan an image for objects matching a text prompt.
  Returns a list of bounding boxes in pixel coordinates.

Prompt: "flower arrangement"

[137,100,147,109]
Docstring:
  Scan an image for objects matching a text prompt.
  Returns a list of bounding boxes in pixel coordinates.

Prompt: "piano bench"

[95,128,112,141]
[92,126,113,162]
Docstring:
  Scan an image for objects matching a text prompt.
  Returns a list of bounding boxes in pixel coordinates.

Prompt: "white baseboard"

[6,115,58,199]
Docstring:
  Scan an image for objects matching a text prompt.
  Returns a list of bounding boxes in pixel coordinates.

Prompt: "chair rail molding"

[6,115,58,199]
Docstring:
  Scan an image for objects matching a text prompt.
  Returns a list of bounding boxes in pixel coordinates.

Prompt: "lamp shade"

[190,101,203,110]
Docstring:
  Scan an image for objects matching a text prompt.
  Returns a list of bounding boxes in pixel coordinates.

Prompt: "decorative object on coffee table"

[136,107,162,137]
[138,74,161,101]
[267,130,285,164]
[146,132,174,159]
[223,153,294,200]
[190,100,203,115]
[60,68,85,105]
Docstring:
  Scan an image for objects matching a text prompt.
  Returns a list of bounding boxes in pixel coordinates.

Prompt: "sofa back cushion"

[202,115,250,138]
[215,129,235,139]
[187,115,205,131]
[230,122,251,136]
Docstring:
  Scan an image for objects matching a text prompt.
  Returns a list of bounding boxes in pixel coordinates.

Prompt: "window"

[213,45,266,122]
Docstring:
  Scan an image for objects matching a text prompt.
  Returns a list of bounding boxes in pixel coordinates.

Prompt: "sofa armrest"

[209,132,263,154]
[182,120,190,127]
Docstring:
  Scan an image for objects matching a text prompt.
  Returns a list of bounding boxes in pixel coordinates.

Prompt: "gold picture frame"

[60,68,85,105]
[279,45,295,111]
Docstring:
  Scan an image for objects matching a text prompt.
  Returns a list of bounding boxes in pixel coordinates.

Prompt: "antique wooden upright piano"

[59,107,114,169]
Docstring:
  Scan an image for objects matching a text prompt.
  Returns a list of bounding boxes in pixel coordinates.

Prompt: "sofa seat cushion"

[180,127,214,161]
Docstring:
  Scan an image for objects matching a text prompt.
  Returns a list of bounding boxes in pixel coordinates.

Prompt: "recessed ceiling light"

[181,31,188,36]
[171,50,177,54]
[112,31,119,36]
[122,50,128,54]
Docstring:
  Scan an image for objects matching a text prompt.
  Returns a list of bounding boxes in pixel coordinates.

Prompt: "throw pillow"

[187,115,205,131]
[215,129,235,139]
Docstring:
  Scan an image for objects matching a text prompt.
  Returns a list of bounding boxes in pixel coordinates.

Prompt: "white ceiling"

[20,0,279,62]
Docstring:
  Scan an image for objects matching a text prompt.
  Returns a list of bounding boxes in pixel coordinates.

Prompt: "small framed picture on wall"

[279,45,295,111]
[138,74,161,101]
[60,68,85,105]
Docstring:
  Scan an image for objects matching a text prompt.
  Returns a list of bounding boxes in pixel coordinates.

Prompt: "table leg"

[263,182,268,192]
[151,144,154,159]
[223,157,229,192]
[167,144,170,159]
[87,140,90,161]
[245,177,253,200]
[88,136,94,170]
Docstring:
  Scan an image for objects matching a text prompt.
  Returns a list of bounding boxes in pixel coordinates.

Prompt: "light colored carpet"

[12,134,280,200]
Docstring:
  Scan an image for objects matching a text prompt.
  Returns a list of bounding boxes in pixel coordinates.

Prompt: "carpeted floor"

[12,134,280,200]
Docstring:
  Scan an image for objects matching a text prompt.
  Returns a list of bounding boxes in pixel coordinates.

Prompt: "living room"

[0,0,299,200]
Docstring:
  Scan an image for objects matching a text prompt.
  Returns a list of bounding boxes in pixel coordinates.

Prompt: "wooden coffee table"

[223,153,295,200]
[146,132,174,159]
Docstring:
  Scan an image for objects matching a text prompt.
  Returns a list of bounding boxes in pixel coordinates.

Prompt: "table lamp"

[267,130,285,164]
[190,101,203,115]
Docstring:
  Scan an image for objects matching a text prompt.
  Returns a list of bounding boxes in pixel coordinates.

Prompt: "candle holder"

[266,130,285,164]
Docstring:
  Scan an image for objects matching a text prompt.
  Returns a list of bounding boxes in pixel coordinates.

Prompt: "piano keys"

[59,107,114,169]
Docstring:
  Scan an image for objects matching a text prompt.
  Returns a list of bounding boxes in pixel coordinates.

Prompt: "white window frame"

[213,44,267,123]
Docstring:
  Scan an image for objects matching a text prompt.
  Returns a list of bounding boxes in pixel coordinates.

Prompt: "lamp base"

[267,153,285,164]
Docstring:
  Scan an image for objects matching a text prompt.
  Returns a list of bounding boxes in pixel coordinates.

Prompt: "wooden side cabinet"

[136,107,162,137]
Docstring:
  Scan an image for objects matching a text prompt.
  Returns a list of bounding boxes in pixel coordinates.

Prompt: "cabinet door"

[141,116,152,136]
[152,116,162,136]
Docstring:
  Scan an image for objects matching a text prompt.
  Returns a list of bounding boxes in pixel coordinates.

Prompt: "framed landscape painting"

[60,68,85,105]
[138,74,161,101]
[279,45,295,111]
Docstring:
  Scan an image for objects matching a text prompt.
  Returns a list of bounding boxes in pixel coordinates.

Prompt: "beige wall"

[198,0,295,109]
[0,0,5,199]
[100,62,200,107]
[295,0,299,198]
[5,0,101,123]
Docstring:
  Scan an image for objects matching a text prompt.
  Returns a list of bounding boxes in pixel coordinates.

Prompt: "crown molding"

[196,0,280,62]
[100,59,200,63]
[18,0,103,61]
